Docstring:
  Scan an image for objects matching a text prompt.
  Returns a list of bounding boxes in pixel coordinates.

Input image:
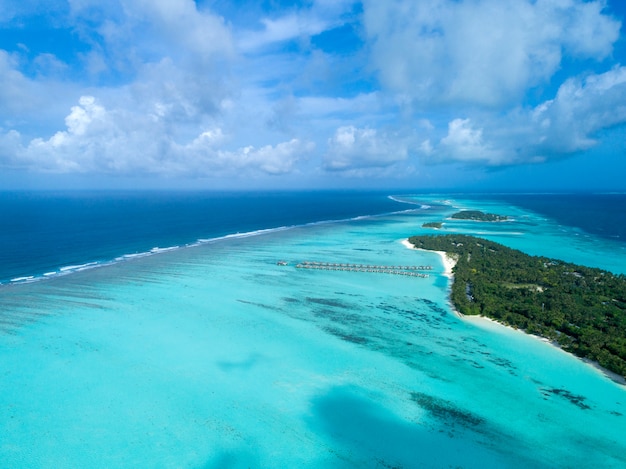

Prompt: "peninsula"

[408,234,626,380]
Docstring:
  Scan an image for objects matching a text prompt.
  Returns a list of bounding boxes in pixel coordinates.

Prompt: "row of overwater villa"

[293,261,432,277]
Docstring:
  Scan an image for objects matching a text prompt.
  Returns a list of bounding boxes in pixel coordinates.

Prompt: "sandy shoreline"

[401,239,456,278]
[401,238,626,386]
[464,315,626,385]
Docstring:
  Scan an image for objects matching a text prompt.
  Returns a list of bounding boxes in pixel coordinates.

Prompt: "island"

[422,222,443,229]
[450,210,508,222]
[408,234,626,380]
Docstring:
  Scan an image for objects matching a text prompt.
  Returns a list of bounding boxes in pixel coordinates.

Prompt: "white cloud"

[560,0,620,58]
[438,118,504,164]
[324,125,411,172]
[236,0,358,52]
[531,65,626,154]
[2,0,626,186]
[67,0,233,78]
[238,14,327,52]
[128,57,232,124]
[64,96,104,136]
[363,0,620,107]
[1,0,236,129]
[183,132,314,176]
[0,0,318,181]
[0,51,32,114]
[0,96,314,177]
[234,139,315,175]
[33,53,69,76]
[0,50,76,131]
[425,66,626,165]
[128,0,233,60]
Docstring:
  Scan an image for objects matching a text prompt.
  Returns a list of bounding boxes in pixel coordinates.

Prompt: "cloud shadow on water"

[308,385,520,468]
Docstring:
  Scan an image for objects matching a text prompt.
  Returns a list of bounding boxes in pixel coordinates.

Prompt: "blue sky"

[1,0,626,191]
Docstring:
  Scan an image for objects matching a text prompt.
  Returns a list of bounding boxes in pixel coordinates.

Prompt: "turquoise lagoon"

[1,196,625,468]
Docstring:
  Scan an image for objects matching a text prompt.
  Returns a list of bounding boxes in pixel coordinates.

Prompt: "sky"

[1,0,626,191]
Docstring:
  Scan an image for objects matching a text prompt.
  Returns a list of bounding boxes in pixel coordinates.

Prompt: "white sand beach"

[402,239,456,278]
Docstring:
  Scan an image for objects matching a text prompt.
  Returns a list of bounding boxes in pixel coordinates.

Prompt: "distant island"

[422,222,443,229]
[408,234,626,380]
[450,210,508,222]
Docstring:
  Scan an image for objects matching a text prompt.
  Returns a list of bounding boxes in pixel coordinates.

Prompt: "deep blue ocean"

[1,191,624,284]
[0,191,409,283]
[484,193,626,241]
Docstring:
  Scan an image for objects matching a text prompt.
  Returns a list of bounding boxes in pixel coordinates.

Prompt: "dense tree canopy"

[408,234,626,379]
[422,222,443,229]
[450,211,509,221]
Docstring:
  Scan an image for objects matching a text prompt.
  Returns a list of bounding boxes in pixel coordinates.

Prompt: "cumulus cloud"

[230,139,315,175]
[125,0,233,60]
[438,118,504,164]
[2,0,626,185]
[0,96,315,177]
[182,132,315,176]
[363,0,620,107]
[0,2,320,181]
[531,66,626,154]
[71,0,233,65]
[129,57,232,124]
[425,66,626,166]
[324,125,411,172]
[1,0,235,129]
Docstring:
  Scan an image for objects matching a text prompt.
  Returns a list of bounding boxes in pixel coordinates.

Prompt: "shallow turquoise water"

[1,198,625,468]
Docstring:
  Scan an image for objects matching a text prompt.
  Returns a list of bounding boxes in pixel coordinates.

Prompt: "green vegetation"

[408,234,626,379]
[422,222,443,229]
[451,210,508,222]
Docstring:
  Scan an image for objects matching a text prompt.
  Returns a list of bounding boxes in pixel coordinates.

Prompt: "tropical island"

[422,222,443,229]
[408,234,626,380]
[450,210,508,222]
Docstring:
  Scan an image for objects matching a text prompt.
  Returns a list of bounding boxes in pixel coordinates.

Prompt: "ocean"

[0,191,407,284]
[0,191,625,468]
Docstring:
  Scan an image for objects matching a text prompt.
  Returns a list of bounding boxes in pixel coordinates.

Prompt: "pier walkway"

[294,261,431,278]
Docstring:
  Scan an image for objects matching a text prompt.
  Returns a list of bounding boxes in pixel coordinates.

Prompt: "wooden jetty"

[294,261,431,278]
